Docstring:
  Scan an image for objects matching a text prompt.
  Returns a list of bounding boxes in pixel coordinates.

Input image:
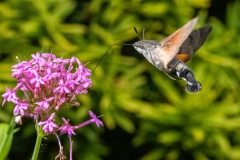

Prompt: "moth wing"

[177,26,212,63]
[157,17,198,68]
[176,53,191,63]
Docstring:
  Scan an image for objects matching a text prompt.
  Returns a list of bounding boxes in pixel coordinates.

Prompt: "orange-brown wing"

[176,53,191,63]
[177,26,212,63]
[156,18,198,68]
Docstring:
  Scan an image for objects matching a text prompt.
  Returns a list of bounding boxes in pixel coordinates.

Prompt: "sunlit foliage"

[1,0,240,159]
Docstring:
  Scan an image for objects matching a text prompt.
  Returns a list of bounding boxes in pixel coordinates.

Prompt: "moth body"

[133,40,164,70]
[132,18,212,93]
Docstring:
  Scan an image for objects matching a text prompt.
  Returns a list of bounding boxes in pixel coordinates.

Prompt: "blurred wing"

[177,26,212,63]
[156,17,198,68]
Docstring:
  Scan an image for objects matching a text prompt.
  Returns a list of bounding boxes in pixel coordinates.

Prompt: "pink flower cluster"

[2,52,104,159]
[2,52,103,134]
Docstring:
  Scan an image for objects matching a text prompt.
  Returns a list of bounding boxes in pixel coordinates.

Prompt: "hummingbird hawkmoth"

[133,17,212,94]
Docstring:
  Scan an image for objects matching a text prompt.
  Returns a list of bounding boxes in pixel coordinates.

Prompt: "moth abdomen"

[186,81,202,93]
[180,69,202,93]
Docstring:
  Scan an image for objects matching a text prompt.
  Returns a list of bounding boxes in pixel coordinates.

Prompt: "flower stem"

[69,136,73,160]
[31,125,44,160]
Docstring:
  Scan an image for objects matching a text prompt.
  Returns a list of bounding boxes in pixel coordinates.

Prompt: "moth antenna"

[92,43,132,74]
[134,27,142,40]
[142,28,145,40]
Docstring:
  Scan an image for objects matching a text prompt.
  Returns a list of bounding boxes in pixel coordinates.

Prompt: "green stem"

[31,125,44,160]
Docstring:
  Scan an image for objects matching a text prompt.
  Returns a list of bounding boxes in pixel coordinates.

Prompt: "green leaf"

[0,121,15,160]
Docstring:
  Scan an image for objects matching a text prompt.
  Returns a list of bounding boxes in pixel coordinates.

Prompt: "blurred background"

[1,0,240,159]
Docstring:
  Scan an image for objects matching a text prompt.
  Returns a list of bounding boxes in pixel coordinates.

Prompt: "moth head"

[133,41,146,54]
[133,40,157,55]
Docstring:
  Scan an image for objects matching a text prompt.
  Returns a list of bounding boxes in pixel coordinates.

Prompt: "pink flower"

[38,113,58,134]
[73,110,104,129]
[13,101,30,116]
[59,118,76,137]
[2,83,22,106]
[89,110,104,128]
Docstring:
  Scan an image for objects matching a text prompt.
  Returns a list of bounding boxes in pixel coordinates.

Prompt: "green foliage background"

[0,0,240,159]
